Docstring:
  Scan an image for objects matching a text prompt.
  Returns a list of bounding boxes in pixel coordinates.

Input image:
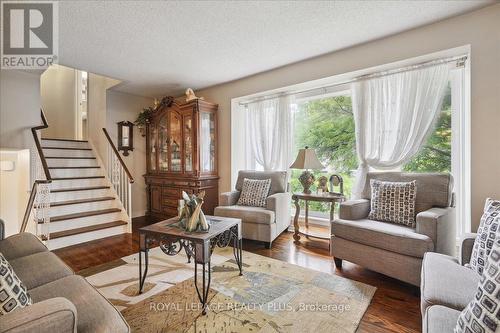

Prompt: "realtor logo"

[1,1,58,69]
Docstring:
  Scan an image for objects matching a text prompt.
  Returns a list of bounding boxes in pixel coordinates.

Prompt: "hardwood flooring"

[54,217,421,333]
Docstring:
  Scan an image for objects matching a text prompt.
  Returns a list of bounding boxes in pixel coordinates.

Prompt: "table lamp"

[290,146,325,194]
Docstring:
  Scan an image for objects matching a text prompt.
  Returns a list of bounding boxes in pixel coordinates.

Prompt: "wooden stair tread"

[45,156,96,159]
[48,166,100,169]
[48,208,122,223]
[42,138,88,143]
[51,186,110,193]
[42,146,92,151]
[52,176,105,180]
[42,220,127,240]
[50,197,115,207]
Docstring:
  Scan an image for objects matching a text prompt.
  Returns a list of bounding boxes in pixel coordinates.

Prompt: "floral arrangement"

[134,106,154,137]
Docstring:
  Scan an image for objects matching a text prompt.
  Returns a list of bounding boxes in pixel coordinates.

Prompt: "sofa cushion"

[237,178,271,207]
[470,198,500,275]
[29,275,129,333]
[236,170,287,195]
[0,233,47,261]
[455,237,500,333]
[215,205,275,225]
[9,252,73,290]
[421,252,480,314]
[423,305,461,333]
[368,179,417,227]
[0,253,32,315]
[361,172,453,214]
[331,218,433,258]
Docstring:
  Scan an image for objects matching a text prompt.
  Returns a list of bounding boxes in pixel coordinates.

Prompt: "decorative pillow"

[237,178,272,208]
[469,198,500,275]
[455,236,500,333]
[0,253,32,315]
[368,179,417,227]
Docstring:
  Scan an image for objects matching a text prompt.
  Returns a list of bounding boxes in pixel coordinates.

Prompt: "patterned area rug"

[84,247,376,333]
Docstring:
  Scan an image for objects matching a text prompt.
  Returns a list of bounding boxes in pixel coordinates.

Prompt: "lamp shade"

[289,147,325,170]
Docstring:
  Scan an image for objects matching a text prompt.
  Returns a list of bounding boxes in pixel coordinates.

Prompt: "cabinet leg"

[333,257,342,269]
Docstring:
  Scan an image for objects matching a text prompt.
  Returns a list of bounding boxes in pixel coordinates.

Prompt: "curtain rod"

[239,55,468,106]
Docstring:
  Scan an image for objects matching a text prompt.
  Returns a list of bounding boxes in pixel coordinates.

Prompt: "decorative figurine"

[177,191,210,232]
[329,174,344,195]
[317,176,329,193]
[185,88,204,102]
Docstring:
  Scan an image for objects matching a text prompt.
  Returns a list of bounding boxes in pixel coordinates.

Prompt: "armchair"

[331,172,455,286]
[214,171,291,248]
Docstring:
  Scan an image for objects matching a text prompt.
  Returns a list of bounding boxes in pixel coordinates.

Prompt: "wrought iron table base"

[138,228,243,315]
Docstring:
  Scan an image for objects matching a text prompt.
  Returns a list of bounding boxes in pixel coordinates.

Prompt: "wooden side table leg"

[293,197,301,244]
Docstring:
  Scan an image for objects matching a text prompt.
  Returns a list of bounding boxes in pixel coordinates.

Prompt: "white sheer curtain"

[244,95,294,171]
[351,63,450,198]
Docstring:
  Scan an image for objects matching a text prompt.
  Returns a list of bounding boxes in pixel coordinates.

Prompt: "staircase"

[41,138,129,250]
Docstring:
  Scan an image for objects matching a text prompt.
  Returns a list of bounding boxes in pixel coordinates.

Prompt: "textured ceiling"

[58,0,492,98]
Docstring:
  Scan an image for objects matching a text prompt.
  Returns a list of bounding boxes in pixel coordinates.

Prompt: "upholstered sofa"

[214,170,291,248]
[421,233,478,333]
[0,221,129,333]
[331,172,455,286]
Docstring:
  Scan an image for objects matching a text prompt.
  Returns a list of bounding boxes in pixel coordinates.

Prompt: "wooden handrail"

[20,180,50,233]
[32,110,52,181]
[102,128,134,183]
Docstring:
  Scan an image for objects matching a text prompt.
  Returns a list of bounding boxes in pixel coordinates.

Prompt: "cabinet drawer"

[163,198,178,209]
[162,187,179,198]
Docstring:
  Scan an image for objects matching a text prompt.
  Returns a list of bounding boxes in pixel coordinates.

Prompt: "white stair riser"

[41,140,90,149]
[43,148,95,158]
[50,188,113,202]
[47,159,98,167]
[48,200,117,217]
[48,212,124,233]
[50,168,104,178]
[46,225,128,250]
[50,178,107,189]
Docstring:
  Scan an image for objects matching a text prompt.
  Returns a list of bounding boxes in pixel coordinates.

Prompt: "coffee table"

[138,216,243,315]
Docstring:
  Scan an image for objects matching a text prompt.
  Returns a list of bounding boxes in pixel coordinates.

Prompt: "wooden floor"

[54,217,421,333]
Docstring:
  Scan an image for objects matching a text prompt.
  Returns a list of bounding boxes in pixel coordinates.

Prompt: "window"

[291,93,355,215]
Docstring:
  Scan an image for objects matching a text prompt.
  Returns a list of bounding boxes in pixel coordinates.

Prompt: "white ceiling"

[58,0,492,98]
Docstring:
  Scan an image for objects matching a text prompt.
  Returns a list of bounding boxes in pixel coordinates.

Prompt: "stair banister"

[102,128,134,219]
[21,110,52,237]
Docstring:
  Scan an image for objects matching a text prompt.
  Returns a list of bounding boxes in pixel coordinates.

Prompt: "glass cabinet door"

[170,111,182,172]
[184,115,193,172]
[149,124,157,172]
[158,115,169,171]
[200,112,215,172]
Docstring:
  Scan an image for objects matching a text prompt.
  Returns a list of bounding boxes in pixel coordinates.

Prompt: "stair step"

[47,208,122,223]
[42,138,88,143]
[50,197,116,207]
[51,186,110,193]
[42,146,92,151]
[45,156,96,159]
[49,166,100,169]
[42,220,127,240]
[52,176,105,180]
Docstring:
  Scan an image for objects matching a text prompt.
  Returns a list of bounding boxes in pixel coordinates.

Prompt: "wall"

[87,73,121,162]
[40,65,77,139]
[106,90,153,218]
[196,4,500,231]
[0,70,42,149]
[0,149,30,237]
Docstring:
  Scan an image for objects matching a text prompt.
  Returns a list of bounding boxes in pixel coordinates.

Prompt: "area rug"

[84,247,376,333]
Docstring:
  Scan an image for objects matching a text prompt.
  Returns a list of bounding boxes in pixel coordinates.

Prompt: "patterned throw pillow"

[368,179,417,227]
[455,237,500,333]
[0,253,32,315]
[237,178,272,208]
[469,198,500,275]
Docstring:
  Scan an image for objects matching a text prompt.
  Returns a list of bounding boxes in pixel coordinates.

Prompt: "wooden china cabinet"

[144,96,219,221]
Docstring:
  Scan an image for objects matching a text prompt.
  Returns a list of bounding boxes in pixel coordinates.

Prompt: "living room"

[0,1,499,332]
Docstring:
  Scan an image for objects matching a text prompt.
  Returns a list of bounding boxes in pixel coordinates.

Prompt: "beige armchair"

[331,172,455,286]
[214,170,291,248]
